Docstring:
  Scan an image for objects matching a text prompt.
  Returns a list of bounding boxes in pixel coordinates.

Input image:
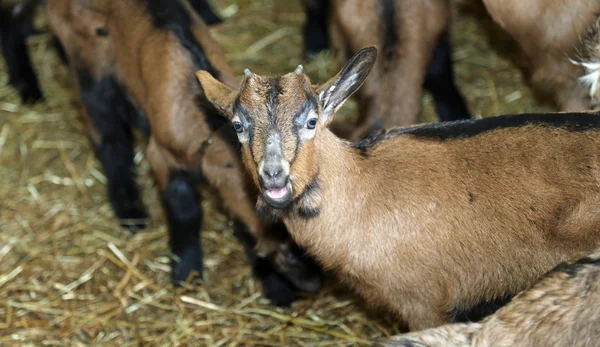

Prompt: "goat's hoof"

[260,272,299,307]
[171,247,203,286]
[16,82,43,104]
[116,205,148,232]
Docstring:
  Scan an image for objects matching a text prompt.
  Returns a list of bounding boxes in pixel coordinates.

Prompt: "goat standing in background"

[48,0,322,306]
[483,0,600,110]
[302,0,470,140]
[0,0,43,103]
[0,0,222,103]
[198,46,600,330]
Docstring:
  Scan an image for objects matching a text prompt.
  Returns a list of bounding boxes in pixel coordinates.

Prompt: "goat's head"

[197,47,377,210]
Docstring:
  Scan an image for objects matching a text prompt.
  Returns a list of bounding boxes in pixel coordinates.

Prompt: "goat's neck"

[286,129,371,270]
[315,129,364,191]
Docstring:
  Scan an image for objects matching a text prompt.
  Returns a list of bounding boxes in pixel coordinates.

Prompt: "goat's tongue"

[266,187,288,199]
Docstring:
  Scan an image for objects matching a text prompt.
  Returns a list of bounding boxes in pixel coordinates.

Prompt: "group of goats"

[2,0,600,345]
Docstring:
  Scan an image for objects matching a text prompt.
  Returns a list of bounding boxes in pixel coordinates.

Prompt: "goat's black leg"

[301,0,331,59]
[232,221,299,307]
[77,70,148,230]
[52,36,69,65]
[424,30,471,122]
[188,0,223,25]
[163,171,203,285]
[0,5,42,103]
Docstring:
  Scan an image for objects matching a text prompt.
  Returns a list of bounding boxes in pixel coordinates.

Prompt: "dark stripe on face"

[291,96,319,160]
[292,119,300,160]
[266,77,283,124]
[354,112,600,153]
[233,98,255,148]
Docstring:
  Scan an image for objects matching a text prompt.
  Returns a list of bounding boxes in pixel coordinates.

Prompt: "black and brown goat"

[0,0,222,103]
[483,0,600,111]
[302,0,470,140]
[375,249,600,347]
[198,46,600,330]
[0,0,43,103]
[47,0,321,306]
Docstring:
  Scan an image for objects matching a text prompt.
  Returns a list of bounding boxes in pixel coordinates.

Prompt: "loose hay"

[0,0,554,345]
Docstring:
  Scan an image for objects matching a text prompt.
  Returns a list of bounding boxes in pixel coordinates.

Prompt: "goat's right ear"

[196,70,236,118]
[316,46,377,124]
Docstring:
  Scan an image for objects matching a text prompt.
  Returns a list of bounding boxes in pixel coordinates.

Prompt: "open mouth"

[263,181,293,208]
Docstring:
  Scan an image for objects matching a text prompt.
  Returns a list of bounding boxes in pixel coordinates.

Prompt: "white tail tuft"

[571,59,600,105]
[573,15,600,105]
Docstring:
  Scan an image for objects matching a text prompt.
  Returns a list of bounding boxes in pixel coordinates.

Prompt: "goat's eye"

[306,118,317,129]
[233,122,244,133]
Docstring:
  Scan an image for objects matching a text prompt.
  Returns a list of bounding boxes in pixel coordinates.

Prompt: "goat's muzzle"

[262,180,293,209]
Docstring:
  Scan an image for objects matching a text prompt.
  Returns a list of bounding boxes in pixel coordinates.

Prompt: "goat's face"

[197,47,377,210]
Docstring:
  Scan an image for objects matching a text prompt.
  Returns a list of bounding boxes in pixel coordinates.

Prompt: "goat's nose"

[263,166,282,179]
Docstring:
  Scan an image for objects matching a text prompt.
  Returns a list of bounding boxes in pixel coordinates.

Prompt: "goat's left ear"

[196,70,237,118]
[316,46,377,124]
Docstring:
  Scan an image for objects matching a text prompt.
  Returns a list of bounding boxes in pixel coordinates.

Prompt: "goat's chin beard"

[256,196,290,222]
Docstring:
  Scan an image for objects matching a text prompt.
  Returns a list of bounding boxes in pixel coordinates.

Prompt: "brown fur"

[376,249,600,347]
[325,0,451,139]
[198,47,600,330]
[482,0,600,111]
[46,0,307,278]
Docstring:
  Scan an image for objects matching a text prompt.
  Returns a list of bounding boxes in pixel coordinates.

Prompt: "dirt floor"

[0,0,555,346]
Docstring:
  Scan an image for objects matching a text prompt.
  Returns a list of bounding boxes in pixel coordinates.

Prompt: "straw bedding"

[0,0,553,345]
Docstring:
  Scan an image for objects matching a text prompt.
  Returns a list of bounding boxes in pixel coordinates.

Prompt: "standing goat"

[302,0,470,139]
[483,0,600,110]
[47,0,321,306]
[376,249,600,347]
[0,0,222,103]
[0,0,43,103]
[197,46,600,330]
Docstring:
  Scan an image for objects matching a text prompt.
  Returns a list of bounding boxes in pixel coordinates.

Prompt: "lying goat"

[376,248,600,347]
[197,46,600,329]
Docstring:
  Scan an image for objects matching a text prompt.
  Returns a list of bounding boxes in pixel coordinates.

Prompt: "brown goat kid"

[376,249,600,347]
[198,46,600,330]
[47,0,321,306]
[483,0,600,110]
[0,0,221,104]
[302,0,470,140]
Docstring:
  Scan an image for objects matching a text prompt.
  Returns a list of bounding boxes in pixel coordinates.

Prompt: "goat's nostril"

[264,167,282,178]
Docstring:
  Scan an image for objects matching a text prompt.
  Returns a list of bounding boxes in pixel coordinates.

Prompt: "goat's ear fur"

[316,46,377,124]
[196,70,236,118]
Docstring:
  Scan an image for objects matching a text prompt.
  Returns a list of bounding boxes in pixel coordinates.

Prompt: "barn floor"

[0,0,553,346]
